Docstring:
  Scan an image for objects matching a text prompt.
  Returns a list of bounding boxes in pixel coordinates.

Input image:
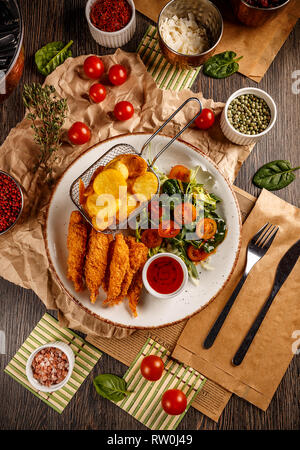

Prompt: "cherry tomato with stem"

[83,55,104,79]
[114,101,134,121]
[195,108,215,130]
[109,64,127,86]
[68,122,91,145]
[140,355,164,381]
[161,389,187,415]
[89,83,107,103]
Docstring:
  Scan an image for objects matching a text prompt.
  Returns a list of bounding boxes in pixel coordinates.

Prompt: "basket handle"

[140,97,202,166]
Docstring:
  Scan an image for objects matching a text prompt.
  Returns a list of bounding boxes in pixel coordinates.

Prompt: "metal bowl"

[0,170,24,235]
[0,0,24,103]
[158,0,223,68]
[230,0,290,27]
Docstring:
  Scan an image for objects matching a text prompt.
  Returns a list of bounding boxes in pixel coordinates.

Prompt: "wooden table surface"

[0,0,299,431]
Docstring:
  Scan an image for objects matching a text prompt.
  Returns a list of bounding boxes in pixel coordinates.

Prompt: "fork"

[203,223,279,349]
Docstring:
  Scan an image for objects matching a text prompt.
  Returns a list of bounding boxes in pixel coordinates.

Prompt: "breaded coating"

[84,230,111,303]
[112,236,148,304]
[102,234,114,293]
[128,268,144,317]
[105,234,129,303]
[67,211,89,292]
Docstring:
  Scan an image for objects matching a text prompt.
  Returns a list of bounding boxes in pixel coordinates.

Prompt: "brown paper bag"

[172,189,300,410]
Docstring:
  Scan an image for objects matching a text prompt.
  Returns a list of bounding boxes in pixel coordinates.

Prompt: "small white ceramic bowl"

[142,253,188,300]
[220,87,277,146]
[26,341,75,393]
[85,0,136,48]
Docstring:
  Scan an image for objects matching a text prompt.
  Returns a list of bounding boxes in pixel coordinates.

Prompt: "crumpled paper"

[0,49,255,338]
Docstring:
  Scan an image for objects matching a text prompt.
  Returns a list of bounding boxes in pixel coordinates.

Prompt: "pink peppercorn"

[0,171,22,233]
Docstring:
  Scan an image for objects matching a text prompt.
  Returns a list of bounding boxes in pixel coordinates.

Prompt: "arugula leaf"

[35,40,73,76]
[203,51,243,79]
[253,160,300,191]
[93,374,132,402]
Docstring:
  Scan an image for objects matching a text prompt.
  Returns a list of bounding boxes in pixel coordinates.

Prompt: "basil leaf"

[253,160,300,191]
[93,374,132,402]
[203,51,243,79]
[35,40,73,76]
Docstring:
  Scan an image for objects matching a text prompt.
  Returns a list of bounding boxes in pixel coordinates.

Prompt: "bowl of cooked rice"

[158,0,223,68]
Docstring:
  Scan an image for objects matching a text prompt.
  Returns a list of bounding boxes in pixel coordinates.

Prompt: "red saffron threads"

[0,172,22,233]
[90,0,132,33]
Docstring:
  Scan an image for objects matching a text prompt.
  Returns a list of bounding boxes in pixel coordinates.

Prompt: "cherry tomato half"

[161,389,187,415]
[187,245,209,262]
[83,55,105,79]
[195,108,215,130]
[158,220,180,239]
[89,83,106,103]
[68,122,91,145]
[114,101,134,121]
[141,229,163,249]
[109,64,127,86]
[169,165,191,183]
[148,200,163,221]
[174,203,197,225]
[140,355,164,381]
[196,218,217,240]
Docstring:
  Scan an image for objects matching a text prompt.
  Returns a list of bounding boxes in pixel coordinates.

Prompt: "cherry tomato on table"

[169,165,191,183]
[109,64,127,86]
[158,220,180,239]
[89,83,106,103]
[114,101,134,121]
[174,203,197,225]
[195,108,215,130]
[84,55,104,79]
[161,389,187,415]
[140,355,164,381]
[141,229,163,249]
[68,122,91,145]
[187,245,209,262]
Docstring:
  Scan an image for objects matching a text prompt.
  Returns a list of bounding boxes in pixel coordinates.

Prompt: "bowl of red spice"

[26,342,75,393]
[85,0,136,48]
[0,170,23,235]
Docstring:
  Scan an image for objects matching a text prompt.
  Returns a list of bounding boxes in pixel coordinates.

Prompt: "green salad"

[135,165,227,284]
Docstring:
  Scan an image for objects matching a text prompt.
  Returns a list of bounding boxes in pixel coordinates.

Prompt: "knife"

[232,239,300,366]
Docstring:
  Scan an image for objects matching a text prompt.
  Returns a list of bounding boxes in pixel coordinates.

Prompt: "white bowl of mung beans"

[220,87,277,145]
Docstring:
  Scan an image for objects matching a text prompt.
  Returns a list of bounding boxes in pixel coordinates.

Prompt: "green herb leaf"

[203,51,243,79]
[253,160,300,191]
[93,374,132,402]
[35,40,73,76]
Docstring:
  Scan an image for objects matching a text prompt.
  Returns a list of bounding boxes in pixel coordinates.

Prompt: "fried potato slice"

[132,172,158,201]
[108,154,147,178]
[93,168,127,197]
[106,160,129,180]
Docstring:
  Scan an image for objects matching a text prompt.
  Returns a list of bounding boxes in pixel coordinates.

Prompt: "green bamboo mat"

[137,25,201,91]
[4,313,102,414]
[115,338,206,430]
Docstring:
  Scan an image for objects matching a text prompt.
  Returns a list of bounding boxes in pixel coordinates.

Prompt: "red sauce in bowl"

[147,256,184,295]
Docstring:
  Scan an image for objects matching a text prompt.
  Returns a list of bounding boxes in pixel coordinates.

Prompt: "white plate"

[45,133,241,329]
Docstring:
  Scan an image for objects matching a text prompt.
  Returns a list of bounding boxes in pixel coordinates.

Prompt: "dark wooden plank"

[0,0,299,430]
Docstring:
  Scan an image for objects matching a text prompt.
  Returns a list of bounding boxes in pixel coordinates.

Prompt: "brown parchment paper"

[173,189,300,411]
[135,0,300,82]
[0,49,255,339]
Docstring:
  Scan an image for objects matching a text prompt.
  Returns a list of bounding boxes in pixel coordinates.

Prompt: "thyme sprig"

[23,83,68,179]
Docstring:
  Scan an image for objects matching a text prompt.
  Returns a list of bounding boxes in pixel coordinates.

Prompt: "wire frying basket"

[70,97,202,232]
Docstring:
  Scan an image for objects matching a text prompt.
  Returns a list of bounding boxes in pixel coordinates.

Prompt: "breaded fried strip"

[67,211,89,292]
[128,268,144,317]
[84,230,111,303]
[104,234,129,303]
[102,235,114,293]
[112,236,148,304]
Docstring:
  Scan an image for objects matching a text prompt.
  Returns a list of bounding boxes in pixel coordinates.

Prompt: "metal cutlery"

[203,222,279,349]
[232,239,300,365]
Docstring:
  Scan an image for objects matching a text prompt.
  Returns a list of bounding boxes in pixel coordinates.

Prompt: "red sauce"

[147,256,184,295]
